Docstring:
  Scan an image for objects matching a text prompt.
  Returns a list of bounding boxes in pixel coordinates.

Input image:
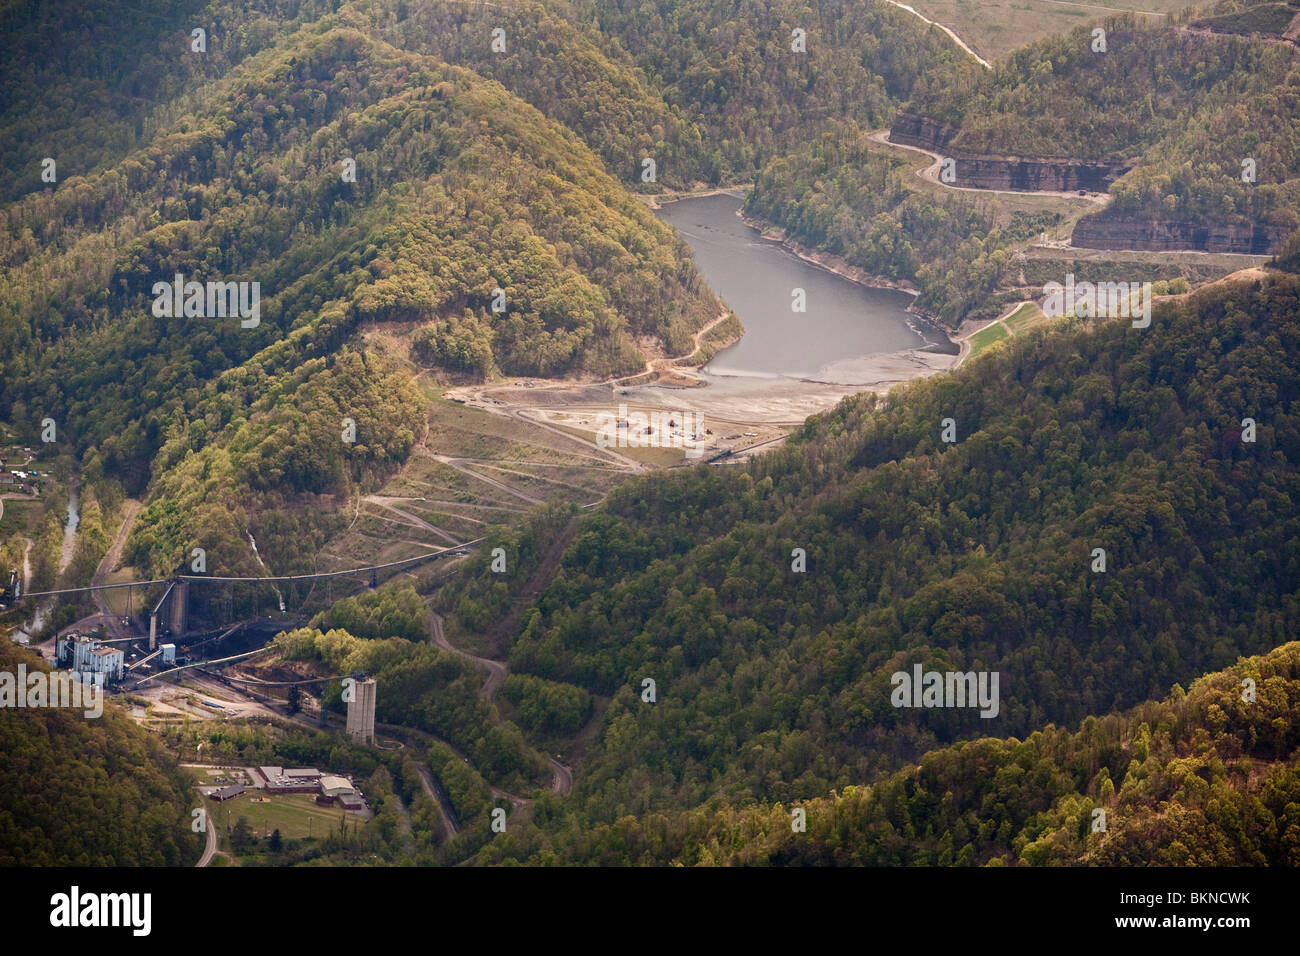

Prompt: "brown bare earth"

[894,0,1201,62]
[91,499,142,638]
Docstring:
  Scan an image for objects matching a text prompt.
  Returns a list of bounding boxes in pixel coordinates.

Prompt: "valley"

[0,0,1298,886]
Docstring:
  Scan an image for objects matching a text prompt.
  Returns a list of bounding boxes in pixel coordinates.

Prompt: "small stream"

[247,530,286,612]
[59,479,80,573]
[11,479,79,645]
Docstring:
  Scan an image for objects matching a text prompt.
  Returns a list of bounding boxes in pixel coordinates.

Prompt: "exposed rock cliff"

[945,153,1133,192]
[889,111,960,150]
[889,111,1135,192]
[1072,215,1292,254]
[890,111,1291,253]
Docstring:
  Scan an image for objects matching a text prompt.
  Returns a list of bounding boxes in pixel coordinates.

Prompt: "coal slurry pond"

[655,194,955,382]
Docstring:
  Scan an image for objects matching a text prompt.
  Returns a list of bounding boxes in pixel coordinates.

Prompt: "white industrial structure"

[346,677,377,744]
[56,633,124,683]
[88,646,124,682]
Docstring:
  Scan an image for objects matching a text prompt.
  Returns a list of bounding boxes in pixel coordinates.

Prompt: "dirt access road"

[91,499,142,637]
[363,494,463,545]
[880,0,992,67]
[430,610,506,701]
[428,609,573,797]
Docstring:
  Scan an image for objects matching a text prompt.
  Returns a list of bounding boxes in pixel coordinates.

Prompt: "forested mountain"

[0,642,203,865]
[744,7,1300,323]
[367,0,966,188]
[4,0,1299,871]
[563,0,965,182]
[1,0,965,201]
[1,10,721,575]
[362,0,716,190]
[900,10,1300,243]
[484,641,1300,865]
[0,0,345,205]
[431,272,1300,853]
[903,12,1294,161]
[2,19,720,436]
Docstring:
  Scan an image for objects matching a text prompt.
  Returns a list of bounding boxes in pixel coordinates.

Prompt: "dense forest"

[359,0,966,188]
[0,0,349,205]
[3,0,1300,869]
[425,271,1300,857]
[309,582,428,643]
[561,0,965,183]
[903,10,1294,161]
[898,9,1300,237]
[0,641,203,865]
[482,641,1300,865]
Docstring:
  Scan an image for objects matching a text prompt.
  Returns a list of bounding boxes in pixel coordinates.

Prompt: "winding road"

[363,495,463,546]
[428,608,572,796]
[868,129,1112,206]
[430,610,506,701]
[196,812,218,867]
[430,453,547,506]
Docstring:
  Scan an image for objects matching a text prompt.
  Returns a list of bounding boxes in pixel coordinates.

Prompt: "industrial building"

[315,774,365,811]
[55,633,124,683]
[318,775,354,799]
[256,767,321,793]
[345,677,377,744]
[89,647,124,682]
[336,793,365,811]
